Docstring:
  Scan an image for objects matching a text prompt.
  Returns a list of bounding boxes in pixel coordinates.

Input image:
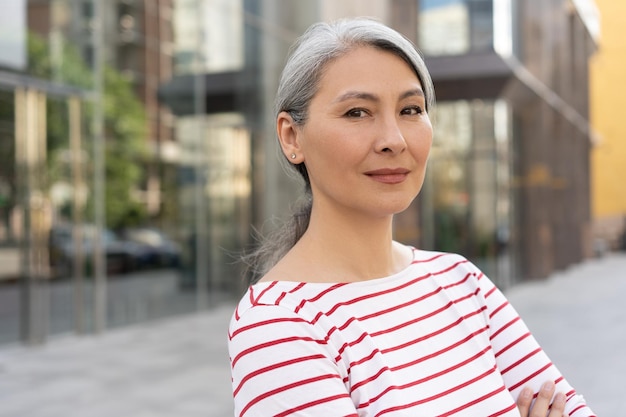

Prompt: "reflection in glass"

[419,0,494,56]
[424,100,513,287]
[174,0,244,75]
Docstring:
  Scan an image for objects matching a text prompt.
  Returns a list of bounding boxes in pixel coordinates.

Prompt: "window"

[419,0,494,56]
[423,100,513,286]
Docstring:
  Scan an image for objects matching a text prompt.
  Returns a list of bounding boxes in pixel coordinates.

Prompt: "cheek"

[410,131,433,162]
[311,126,366,162]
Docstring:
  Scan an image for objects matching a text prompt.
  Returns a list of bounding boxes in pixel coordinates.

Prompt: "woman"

[228,18,595,416]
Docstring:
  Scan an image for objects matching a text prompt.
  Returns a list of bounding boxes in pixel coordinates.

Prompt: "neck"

[292,204,407,282]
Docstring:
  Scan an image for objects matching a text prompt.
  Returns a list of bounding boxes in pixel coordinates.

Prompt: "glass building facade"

[0,0,598,345]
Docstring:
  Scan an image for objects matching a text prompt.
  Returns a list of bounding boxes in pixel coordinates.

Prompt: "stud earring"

[290,153,297,159]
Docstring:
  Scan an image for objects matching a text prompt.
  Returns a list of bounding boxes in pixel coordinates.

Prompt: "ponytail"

[242,191,311,284]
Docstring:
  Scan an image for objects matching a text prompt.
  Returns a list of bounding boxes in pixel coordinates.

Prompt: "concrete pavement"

[505,252,626,417]
[0,252,624,417]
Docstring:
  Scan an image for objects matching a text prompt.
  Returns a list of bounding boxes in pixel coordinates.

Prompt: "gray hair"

[243,18,435,283]
[276,17,434,123]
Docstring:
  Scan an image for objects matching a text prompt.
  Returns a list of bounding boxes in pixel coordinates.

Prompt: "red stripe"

[324,272,432,316]
[233,353,327,396]
[494,332,531,357]
[350,325,490,393]
[371,365,499,416]
[330,286,469,341]
[499,347,542,375]
[508,362,553,391]
[484,285,497,298]
[433,260,470,276]
[487,402,518,417]
[325,259,468,317]
[310,311,324,324]
[252,281,277,304]
[569,403,594,416]
[231,335,327,368]
[349,365,391,393]
[359,347,494,409]
[381,306,487,354]
[413,252,448,264]
[348,347,382,368]
[489,300,510,319]
[359,287,445,323]
[239,373,343,417]
[275,291,288,304]
[229,316,308,339]
[294,298,307,313]
[274,393,356,417]
[370,287,481,338]
[490,316,521,340]
[389,326,490,372]
[291,282,306,292]
[442,272,473,289]
[337,331,370,356]
[440,384,508,416]
[305,282,349,303]
[373,299,452,337]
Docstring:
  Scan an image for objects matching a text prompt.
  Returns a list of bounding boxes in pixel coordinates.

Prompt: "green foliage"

[26,31,148,229]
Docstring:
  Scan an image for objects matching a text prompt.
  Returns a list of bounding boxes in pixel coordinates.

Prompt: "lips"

[364,168,410,184]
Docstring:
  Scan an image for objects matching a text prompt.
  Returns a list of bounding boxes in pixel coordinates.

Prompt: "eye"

[401,106,424,116]
[344,108,369,118]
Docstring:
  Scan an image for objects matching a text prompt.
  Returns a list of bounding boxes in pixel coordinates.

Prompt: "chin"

[374,199,417,217]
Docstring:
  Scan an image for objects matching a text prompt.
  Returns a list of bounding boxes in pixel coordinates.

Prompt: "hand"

[517,381,567,417]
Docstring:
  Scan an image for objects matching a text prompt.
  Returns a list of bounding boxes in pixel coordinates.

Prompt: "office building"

[0,0,598,345]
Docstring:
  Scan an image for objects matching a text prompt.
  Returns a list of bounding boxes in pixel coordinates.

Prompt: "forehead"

[316,46,421,92]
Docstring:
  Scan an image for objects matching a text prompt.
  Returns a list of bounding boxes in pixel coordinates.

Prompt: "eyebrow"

[333,88,425,103]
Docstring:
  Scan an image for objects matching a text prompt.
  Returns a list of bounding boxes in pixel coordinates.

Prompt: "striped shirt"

[228,250,595,416]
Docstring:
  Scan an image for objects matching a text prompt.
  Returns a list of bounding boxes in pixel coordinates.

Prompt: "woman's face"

[281,46,433,219]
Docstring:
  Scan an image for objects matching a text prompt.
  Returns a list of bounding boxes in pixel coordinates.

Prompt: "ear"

[277,111,304,163]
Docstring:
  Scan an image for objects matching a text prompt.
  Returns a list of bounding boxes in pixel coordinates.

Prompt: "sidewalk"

[1,253,624,417]
[504,252,626,417]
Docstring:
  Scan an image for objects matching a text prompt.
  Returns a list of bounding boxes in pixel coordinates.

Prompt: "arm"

[228,304,358,417]
[477,273,596,417]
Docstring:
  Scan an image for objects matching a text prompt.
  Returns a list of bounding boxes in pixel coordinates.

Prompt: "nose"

[374,115,407,154]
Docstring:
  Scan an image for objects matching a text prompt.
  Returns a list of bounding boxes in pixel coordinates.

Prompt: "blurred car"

[119,228,182,269]
[49,224,151,277]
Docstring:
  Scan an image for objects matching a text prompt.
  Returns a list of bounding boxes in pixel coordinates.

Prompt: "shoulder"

[412,249,476,273]
[228,281,329,340]
[230,281,302,327]
[228,283,344,373]
[411,249,493,288]
[229,296,312,345]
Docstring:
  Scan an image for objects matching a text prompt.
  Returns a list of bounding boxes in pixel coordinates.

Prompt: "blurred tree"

[25,32,148,230]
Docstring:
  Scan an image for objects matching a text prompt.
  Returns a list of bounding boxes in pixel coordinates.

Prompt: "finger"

[530,381,556,417]
[516,386,534,417]
[548,392,567,417]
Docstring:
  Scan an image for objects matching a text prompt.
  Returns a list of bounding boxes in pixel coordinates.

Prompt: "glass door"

[0,89,20,344]
[0,82,91,345]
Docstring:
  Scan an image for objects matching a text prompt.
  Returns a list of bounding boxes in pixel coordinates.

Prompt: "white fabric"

[228,250,595,416]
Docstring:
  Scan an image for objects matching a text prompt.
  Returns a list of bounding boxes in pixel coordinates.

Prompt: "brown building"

[413,0,599,282]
